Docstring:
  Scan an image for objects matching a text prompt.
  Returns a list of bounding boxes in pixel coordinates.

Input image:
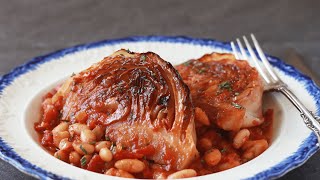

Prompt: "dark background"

[0,0,319,179]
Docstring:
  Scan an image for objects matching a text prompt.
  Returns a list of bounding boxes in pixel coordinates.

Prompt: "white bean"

[167,169,197,179]
[233,129,250,149]
[54,150,69,162]
[204,149,221,166]
[80,155,92,167]
[99,147,113,162]
[80,129,96,144]
[73,142,95,155]
[95,141,111,152]
[199,137,212,151]
[52,122,69,134]
[59,138,73,151]
[69,123,89,136]
[53,131,70,147]
[69,151,81,166]
[92,126,104,141]
[105,168,134,178]
[114,159,145,173]
[74,111,87,123]
[242,139,268,161]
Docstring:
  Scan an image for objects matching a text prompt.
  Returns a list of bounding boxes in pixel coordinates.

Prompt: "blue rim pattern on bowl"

[0,36,319,180]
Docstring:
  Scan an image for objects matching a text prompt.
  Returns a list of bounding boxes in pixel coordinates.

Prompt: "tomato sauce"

[35,88,273,178]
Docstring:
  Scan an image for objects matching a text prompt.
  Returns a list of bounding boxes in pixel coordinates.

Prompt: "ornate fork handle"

[278,86,320,144]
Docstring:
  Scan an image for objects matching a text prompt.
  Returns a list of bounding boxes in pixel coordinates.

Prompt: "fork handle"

[279,86,320,144]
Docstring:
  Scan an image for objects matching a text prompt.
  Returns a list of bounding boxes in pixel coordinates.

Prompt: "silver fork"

[231,34,320,144]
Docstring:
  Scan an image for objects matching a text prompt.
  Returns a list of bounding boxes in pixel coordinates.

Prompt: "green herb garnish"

[218,81,232,91]
[221,148,227,153]
[183,61,190,66]
[105,136,110,141]
[89,141,96,145]
[231,102,243,109]
[117,86,123,93]
[71,72,76,77]
[200,159,205,164]
[140,55,146,62]
[126,49,133,54]
[56,154,61,160]
[110,142,116,151]
[198,69,206,74]
[80,156,87,167]
[80,144,88,155]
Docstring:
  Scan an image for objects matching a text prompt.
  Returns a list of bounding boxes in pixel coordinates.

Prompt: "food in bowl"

[34,50,273,179]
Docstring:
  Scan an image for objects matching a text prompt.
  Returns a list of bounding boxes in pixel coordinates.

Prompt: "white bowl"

[0,36,319,179]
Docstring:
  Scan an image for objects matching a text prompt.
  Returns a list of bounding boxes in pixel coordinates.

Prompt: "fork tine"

[231,41,240,59]
[242,36,271,84]
[250,34,280,81]
[236,38,248,61]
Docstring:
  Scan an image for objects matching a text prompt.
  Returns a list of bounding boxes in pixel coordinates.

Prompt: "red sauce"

[35,89,273,178]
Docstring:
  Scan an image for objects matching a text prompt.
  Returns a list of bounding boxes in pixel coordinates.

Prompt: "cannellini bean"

[199,137,212,151]
[195,107,210,125]
[233,129,250,149]
[242,139,268,161]
[218,159,241,171]
[69,123,89,136]
[80,155,92,167]
[75,111,88,123]
[204,149,221,166]
[99,147,113,162]
[105,168,134,178]
[114,159,145,173]
[73,142,95,155]
[53,131,70,147]
[59,138,73,151]
[154,172,167,179]
[69,151,81,166]
[80,129,96,144]
[54,150,69,162]
[95,141,111,152]
[167,169,197,179]
[52,122,69,134]
[92,126,104,141]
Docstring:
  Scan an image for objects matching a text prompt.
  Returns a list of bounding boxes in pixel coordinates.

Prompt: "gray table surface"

[1,0,320,179]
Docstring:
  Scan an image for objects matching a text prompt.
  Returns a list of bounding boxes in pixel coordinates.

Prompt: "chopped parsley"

[221,148,227,153]
[89,141,96,145]
[183,61,190,66]
[126,49,133,54]
[80,156,87,167]
[140,55,146,62]
[110,142,116,151]
[231,102,243,109]
[198,69,206,74]
[117,86,124,93]
[105,136,110,141]
[79,144,88,155]
[218,81,232,91]
[200,159,205,164]
[56,154,61,160]
[71,72,76,77]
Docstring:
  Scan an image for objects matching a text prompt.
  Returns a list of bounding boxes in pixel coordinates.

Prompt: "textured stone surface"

[0,0,319,179]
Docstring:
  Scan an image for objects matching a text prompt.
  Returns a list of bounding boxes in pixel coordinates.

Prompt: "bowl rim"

[0,35,319,180]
